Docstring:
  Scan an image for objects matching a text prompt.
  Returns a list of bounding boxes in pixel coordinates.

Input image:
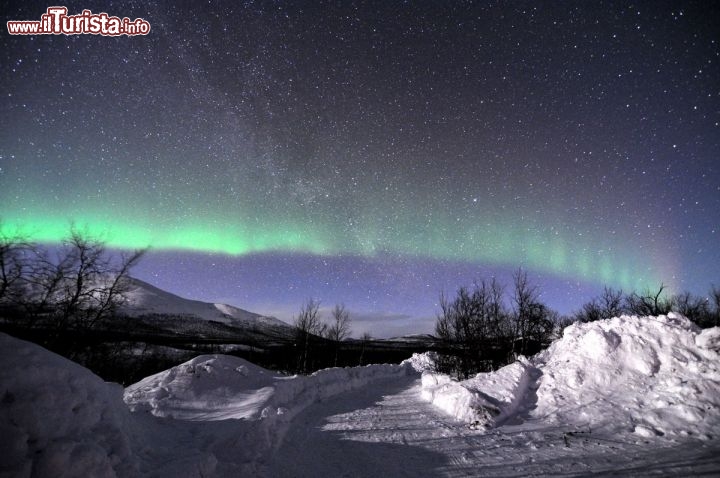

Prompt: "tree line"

[572,284,720,328]
[292,298,360,373]
[433,272,719,379]
[433,270,555,378]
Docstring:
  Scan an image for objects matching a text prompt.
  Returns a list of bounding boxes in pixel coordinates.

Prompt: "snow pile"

[403,351,439,373]
[420,359,535,427]
[124,354,415,474]
[0,333,137,477]
[0,334,416,476]
[125,355,413,422]
[421,314,720,440]
[124,355,283,420]
[536,313,720,439]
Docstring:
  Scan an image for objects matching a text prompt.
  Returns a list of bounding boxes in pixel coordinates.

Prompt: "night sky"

[2,1,718,337]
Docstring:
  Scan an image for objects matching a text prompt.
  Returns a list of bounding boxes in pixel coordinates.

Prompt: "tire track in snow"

[261,372,720,477]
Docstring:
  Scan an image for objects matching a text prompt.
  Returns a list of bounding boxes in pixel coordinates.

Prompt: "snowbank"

[420,314,720,440]
[536,313,720,439]
[124,355,283,420]
[0,333,137,477]
[420,358,535,427]
[0,334,416,476]
[5,313,717,476]
[403,351,439,373]
[125,355,413,421]
[124,354,415,474]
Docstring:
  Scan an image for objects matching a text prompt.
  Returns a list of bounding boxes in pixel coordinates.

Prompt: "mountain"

[121,278,288,328]
[117,278,294,340]
[384,333,437,343]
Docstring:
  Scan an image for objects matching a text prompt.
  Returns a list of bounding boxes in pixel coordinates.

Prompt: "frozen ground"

[1,313,719,477]
[265,375,719,477]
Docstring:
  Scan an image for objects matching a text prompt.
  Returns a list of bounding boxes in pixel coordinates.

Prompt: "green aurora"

[1,209,673,293]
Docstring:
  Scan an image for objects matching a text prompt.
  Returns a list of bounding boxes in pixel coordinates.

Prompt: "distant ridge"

[120,277,291,330]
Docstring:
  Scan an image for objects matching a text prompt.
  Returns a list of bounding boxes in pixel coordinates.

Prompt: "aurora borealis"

[1,1,718,336]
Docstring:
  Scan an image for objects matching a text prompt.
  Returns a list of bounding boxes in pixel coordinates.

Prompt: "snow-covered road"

[4,314,720,477]
[266,376,451,477]
[264,375,720,477]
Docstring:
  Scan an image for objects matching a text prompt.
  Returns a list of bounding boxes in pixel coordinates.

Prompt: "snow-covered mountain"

[384,333,437,343]
[114,278,294,346]
[119,278,293,337]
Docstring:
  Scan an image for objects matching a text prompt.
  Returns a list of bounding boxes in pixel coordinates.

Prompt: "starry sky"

[1,1,718,337]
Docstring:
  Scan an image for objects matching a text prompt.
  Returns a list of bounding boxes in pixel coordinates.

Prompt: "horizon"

[2,2,718,339]
[127,249,710,339]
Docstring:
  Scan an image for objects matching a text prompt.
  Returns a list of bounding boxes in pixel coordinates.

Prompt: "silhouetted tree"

[358,332,372,366]
[510,270,553,357]
[326,303,351,366]
[294,298,324,373]
[710,286,720,328]
[574,287,624,323]
[435,279,509,377]
[625,284,673,316]
[673,291,709,326]
[33,229,144,353]
[0,224,31,308]
[0,225,145,360]
[671,287,720,328]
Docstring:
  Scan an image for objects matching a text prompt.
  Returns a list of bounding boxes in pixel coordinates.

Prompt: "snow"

[420,359,536,427]
[2,313,719,476]
[534,313,720,440]
[0,333,413,476]
[266,375,720,477]
[0,333,137,477]
[404,351,439,372]
[419,313,720,443]
[125,354,411,421]
[121,277,289,328]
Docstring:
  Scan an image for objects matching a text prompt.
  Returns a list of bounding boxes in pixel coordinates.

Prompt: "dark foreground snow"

[1,313,719,477]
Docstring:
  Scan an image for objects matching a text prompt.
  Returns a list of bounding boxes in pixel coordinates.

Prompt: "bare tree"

[294,298,324,373]
[673,291,707,325]
[575,287,624,323]
[625,284,673,317]
[600,287,624,318]
[575,299,602,323]
[436,286,481,377]
[435,279,508,377]
[326,303,351,366]
[19,226,145,341]
[0,223,31,308]
[510,269,553,358]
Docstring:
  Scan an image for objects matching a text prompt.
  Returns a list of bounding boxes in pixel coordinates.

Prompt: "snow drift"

[421,359,536,427]
[0,333,414,476]
[2,313,718,476]
[0,333,137,477]
[421,313,720,440]
[536,313,720,439]
[124,355,414,474]
[125,354,412,421]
